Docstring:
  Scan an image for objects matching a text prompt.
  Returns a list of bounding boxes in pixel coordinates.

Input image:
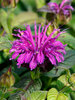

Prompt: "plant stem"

[24,80,34,91]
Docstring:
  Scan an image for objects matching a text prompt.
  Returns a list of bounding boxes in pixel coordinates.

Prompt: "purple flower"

[10,23,66,70]
[48,0,74,16]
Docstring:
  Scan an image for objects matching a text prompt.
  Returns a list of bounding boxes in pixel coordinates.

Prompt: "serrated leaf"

[9,77,42,100]
[0,35,12,51]
[8,94,21,100]
[27,91,47,100]
[11,12,38,27]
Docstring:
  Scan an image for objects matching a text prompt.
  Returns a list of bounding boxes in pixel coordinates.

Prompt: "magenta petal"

[37,51,44,64]
[54,51,64,61]
[56,56,62,62]
[53,41,64,47]
[17,53,25,65]
[25,52,33,63]
[63,5,74,10]
[48,3,59,13]
[9,49,15,53]
[11,52,19,59]
[47,54,56,65]
[29,56,37,70]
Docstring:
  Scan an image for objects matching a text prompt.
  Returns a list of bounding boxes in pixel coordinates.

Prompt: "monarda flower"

[10,23,66,70]
[39,0,74,24]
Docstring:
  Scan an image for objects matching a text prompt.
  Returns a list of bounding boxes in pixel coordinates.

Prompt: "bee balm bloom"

[48,0,74,17]
[10,23,66,70]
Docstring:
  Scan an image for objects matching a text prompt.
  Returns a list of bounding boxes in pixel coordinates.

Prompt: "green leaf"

[11,12,39,27]
[58,75,68,86]
[47,88,58,100]
[0,9,9,33]
[0,35,12,51]
[59,33,75,49]
[47,88,68,100]
[59,50,75,68]
[8,94,21,100]
[57,93,68,100]
[44,68,64,77]
[9,77,42,100]
[57,75,74,93]
[27,91,47,100]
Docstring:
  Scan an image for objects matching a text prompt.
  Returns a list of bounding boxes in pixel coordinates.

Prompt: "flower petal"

[25,52,33,63]
[11,52,19,60]
[17,53,25,65]
[37,51,44,64]
[46,54,56,65]
[48,2,59,13]
[29,56,37,70]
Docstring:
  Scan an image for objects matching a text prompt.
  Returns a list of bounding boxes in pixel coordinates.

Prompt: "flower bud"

[0,67,15,88]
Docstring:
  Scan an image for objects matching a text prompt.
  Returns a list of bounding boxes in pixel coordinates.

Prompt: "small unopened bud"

[0,67,15,88]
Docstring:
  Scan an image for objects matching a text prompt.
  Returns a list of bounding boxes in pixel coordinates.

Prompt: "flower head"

[38,0,74,24]
[10,23,66,70]
[48,0,74,16]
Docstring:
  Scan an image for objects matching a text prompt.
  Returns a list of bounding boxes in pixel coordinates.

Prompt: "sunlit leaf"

[57,93,68,100]
[27,91,47,100]
[47,88,68,100]
[47,88,58,100]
